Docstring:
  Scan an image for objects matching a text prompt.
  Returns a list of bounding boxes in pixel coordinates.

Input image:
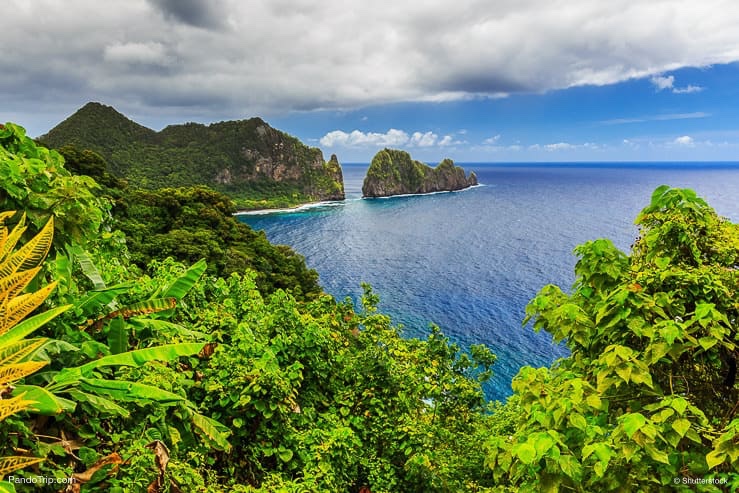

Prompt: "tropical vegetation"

[1,119,737,492]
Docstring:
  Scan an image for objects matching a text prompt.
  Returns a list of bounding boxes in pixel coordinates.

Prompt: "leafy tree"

[486,186,739,491]
[0,123,106,247]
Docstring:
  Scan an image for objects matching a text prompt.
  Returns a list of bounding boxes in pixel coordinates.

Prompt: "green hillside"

[39,103,345,210]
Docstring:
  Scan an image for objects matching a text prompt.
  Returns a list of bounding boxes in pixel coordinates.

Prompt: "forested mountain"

[39,102,345,210]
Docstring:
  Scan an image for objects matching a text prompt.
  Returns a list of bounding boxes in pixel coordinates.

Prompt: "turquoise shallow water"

[239,163,739,401]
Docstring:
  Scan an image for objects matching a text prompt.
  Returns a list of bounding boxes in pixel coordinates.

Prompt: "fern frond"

[0,268,41,302]
[0,211,15,225]
[0,214,28,265]
[16,216,54,272]
[0,282,57,336]
[0,216,53,279]
[0,338,48,365]
[0,361,48,386]
[0,393,37,422]
[0,455,45,477]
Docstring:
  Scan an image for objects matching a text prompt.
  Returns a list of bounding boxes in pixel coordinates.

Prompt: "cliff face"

[362,149,477,198]
[40,102,345,205]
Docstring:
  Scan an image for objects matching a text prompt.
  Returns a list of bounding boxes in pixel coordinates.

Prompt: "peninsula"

[362,148,477,198]
[39,102,345,210]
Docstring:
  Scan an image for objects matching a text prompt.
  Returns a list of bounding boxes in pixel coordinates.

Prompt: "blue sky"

[3,0,739,162]
[273,64,739,162]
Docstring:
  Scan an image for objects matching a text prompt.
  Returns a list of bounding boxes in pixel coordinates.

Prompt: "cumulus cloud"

[673,135,695,146]
[651,74,704,94]
[409,131,438,147]
[0,0,737,128]
[320,129,409,147]
[320,129,464,148]
[483,134,501,144]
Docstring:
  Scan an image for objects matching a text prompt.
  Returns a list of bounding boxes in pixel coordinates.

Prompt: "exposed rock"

[362,149,477,198]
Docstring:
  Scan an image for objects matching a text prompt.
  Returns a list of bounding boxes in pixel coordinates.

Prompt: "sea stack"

[362,148,477,198]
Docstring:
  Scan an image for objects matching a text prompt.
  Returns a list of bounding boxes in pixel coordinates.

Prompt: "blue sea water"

[239,163,739,402]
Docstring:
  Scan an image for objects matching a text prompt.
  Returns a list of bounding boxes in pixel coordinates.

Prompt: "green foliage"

[111,186,321,299]
[486,186,739,491]
[189,279,496,491]
[0,123,106,246]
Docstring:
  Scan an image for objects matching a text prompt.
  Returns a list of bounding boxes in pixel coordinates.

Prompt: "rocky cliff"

[40,102,345,208]
[362,148,477,198]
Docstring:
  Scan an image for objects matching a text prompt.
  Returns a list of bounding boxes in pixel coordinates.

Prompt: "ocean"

[238,163,739,402]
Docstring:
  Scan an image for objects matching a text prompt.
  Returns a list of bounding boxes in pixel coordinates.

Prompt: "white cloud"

[319,129,409,147]
[545,142,576,151]
[483,134,501,144]
[673,84,704,94]
[409,131,438,147]
[438,135,454,146]
[650,74,704,94]
[1,0,737,123]
[601,112,710,125]
[673,135,695,146]
[650,75,675,91]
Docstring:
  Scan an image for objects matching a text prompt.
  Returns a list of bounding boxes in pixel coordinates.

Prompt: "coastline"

[233,199,347,216]
[234,184,486,215]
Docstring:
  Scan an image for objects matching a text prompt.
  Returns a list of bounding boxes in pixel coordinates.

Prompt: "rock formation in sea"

[362,148,477,198]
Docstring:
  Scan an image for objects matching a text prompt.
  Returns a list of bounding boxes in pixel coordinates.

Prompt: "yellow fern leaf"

[0,268,41,302]
[16,216,54,272]
[0,338,48,365]
[0,214,27,265]
[0,361,48,386]
[0,393,37,422]
[0,216,53,279]
[0,455,45,478]
[0,282,58,336]
[0,211,15,224]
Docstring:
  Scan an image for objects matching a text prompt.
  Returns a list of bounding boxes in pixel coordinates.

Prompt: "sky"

[3,0,739,162]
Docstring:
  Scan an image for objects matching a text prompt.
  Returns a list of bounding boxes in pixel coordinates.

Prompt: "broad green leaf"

[706,450,726,469]
[671,398,688,416]
[698,337,717,351]
[586,393,601,410]
[75,248,106,290]
[11,385,75,415]
[672,418,691,438]
[107,316,128,355]
[569,413,588,431]
[158,258,207,300]
[0,480,17,493]
[54,343,204,383]
[66,390,130,417]
[645,444,670,464]
[75,283,132,314]
[621,413,647,439]
[79,378,185,404]
[514,442,537,464]
[191,412,232,452]
[558,455,582,480]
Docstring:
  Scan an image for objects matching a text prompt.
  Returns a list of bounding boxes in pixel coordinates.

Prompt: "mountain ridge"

[39,102,345,209]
